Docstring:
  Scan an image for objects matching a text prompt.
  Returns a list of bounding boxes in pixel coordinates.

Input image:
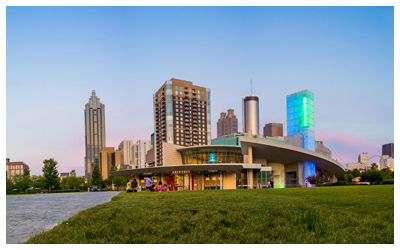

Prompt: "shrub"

[382,179,394,184]
[332,181,347,186]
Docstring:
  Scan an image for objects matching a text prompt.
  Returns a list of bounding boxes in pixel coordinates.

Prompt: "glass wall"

[253,170,271,188]
[181,148,243,165]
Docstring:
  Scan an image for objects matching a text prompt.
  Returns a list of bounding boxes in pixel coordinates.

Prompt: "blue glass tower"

[286,90,315,186]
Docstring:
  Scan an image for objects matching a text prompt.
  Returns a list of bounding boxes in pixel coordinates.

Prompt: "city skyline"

[6,6,394,176]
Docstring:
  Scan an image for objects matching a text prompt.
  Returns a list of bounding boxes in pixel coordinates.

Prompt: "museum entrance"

[204,172,221,190]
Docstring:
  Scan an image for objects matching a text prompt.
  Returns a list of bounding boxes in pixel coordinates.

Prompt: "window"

[180,92,182,95]
[198,90,200,94]
[180,87,182,90]
[175,86,178,90]
[175,91,178,95]
[180,106,183,109]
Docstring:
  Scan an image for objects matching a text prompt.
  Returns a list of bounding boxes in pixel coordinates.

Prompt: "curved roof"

[239,137,345,177]
[176,145,241,151]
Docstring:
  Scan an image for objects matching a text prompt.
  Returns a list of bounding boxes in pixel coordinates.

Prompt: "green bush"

[382,179,394,184]
[332,181,347,186]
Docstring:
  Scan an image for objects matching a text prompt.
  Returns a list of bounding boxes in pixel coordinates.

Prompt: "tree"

[6,171,13,191]
[371,163,379,171]
[70,169,76,177]
[65,176,82,190]
[12,174,25,192]
[351,169,361,177]
[361,168,383,184]
[31,175,45,190]
[91,164,102,186]
[380,167,392,180]
[22,168,33,190]
[42,158,60,191]
[344,171,354,182]
[109,166,128,190]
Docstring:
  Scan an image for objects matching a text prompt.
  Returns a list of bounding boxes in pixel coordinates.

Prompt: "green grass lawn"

[25,185,394,244]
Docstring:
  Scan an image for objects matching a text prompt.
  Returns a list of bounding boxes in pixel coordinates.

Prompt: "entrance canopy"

[110,163,261,176]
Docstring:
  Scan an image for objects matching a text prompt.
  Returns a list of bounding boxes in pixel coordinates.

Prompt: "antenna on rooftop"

[251,79,252,95]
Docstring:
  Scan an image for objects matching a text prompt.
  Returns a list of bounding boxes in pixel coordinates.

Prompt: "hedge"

[382,179,394,184]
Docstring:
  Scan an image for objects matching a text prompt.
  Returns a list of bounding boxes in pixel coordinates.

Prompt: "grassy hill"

[26,185,394,244]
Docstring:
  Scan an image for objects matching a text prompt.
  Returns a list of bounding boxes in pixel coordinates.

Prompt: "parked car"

[11,189,19,192]
[92,186,99,192]
[25,188,32,192]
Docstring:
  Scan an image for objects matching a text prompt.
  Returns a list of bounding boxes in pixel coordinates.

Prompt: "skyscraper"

[382,143,394,158]
[84,90,106,179]
[153,78,211,166]
[287,90,315,151]
[286,90,315,186]
[263,123,283,137]
[242,95,259,135]
[217,109,238,137]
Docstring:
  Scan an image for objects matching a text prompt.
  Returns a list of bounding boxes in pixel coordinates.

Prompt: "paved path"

[6,191,120,244]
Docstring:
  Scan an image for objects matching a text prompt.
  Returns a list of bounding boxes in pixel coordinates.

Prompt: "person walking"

[146,176,156,192]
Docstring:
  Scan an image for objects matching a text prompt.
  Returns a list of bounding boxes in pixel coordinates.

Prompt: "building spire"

[251,79,252,95]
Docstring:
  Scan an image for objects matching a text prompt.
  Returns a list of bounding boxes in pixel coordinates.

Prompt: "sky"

[6,6,394,176]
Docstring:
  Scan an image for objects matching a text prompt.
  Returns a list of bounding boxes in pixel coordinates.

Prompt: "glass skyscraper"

[84,90,106,179]
[286,90,315,186]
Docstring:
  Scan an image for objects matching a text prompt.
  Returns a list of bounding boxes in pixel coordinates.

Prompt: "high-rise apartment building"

[153,78,211,166]
[242,95,259,135]
[358,152,369,167]
[382,143,394,158]
[217,109,238,137]
[132,140,153,168]
[6,158,29,178]
[263,123,283,137]
[287,90,315,186]
[84,90,106,179]
[118,140,133,165]
[99,147,122,180]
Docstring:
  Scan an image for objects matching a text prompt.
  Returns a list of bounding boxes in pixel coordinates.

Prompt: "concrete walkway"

[6,191,120,244]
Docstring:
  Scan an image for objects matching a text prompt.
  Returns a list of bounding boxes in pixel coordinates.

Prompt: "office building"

[118,140,133,165]
[263,123,283,137]
[217,109,238,137]
[153,78,211,166]
[242,95,259,135]
[379,155,394,170]
[358,152,369,167]
[6,158,29,178]
[286,90,315,186]
[346,162,365,171]
[382,143,394,158]
[99,147,122,180]
[84,90,106,179]
[132,140,153,168]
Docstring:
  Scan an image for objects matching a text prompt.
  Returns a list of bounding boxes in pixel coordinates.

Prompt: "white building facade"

[118,140,133,165]
[132,140,153,168]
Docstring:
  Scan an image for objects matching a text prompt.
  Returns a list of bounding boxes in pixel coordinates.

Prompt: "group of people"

[126,175,175,192]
